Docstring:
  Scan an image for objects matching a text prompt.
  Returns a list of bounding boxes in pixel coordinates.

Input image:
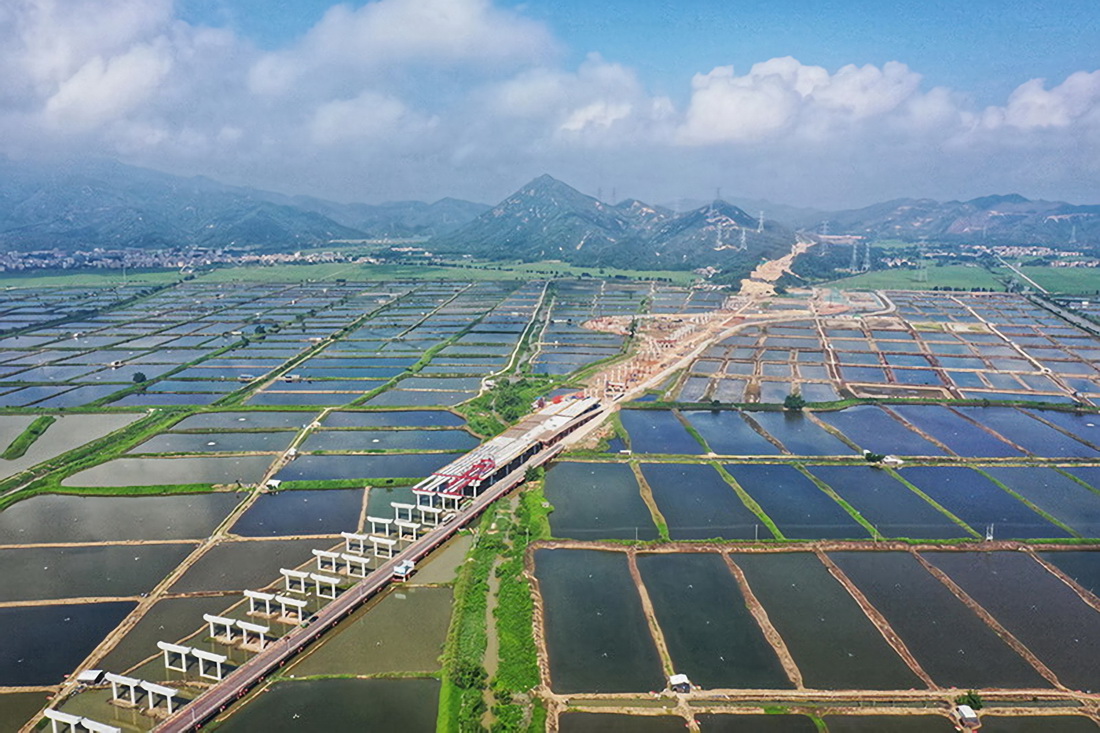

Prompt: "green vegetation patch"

[826,264,1004,291]
[2,415,56,459]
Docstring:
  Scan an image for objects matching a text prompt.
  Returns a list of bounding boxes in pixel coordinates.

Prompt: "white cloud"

[248,0,555,96]
[310,90,435,145]
[982,70,1100,129]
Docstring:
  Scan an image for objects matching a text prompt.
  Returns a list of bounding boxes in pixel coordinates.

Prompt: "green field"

[826,264,1004,291]
[1009,266,1100,295]
[0,269,183,288]
[194,260,695,284]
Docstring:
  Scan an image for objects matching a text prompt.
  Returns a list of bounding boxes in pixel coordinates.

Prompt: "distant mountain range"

[0,157,1094,271]
[429,174,794,275]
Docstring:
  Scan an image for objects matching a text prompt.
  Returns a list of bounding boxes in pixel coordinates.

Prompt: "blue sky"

[5,0,1100,207]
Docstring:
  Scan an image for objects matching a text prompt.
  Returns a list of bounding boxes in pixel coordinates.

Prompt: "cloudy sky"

[2,0,1099,208]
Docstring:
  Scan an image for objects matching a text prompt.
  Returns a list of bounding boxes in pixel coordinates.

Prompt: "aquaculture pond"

[817,405,945,456]
[1040,551,1100,597]
[682,410,782,455]
[273,452,453,481]
[954,406,1099,457]
[696,714,819,732]
[535,549,665,693]
[0,601,135,686]
[926,551,1100,692]
[321,411,466,429]
[821,715,956,732]
[543,462,658,540]
[216,678,439,733]
[748,411,855,455]
[288,586,451,676]
[558,714,687,733]
[63,455,275,487]
[726,464,869,540]
[1024,409,1100,448]
[733,552,921,690]
[231,488,365,536]
[888,405,1021,457]
[900,466,1068,540]
[619,410,704,454]
[829,552,1047,689]
[300,428,478,452]
[98,594,241,672]
[0,543,194,602]
[807,466,967,540]
[168,538,322,593]
[0,692,50,733]
[0,413,144,480]
[169,411,314,430]
[637,553,792,689]
[129,431,295,454]
[0,492,245,543]
[976,716,1100,732]
[982,466,1100,537]
[642,463,771,540]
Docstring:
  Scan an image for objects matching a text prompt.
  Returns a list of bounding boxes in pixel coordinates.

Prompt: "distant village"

[0,247,370,273]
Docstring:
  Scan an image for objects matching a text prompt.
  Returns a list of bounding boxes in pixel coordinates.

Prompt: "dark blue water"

[748,411,855,456]
[637,553,792,689]
[543,462,657,541]
[620,410,705,454]
[983,466,1100,537]
[818,406,945,456]
[643,463,771,540]
[683,410,782,455]
[726,464,869,540]
[889,405,1021,457]
[232,488,364,536]
[900,467,1068,540]
[1040,551,1100,597]
[0,601,135,686]
[954,407,1099,458]
[807,466,968,540]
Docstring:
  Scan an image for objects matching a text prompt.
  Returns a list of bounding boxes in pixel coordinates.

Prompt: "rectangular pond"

[954,406,1099,458]
[534,548,665,694]
[168,538,324,593]
[734,552,921,690]
[982,466,1100,538]
[806,466,968,540]
[726,464,869,540]
[300,428,478,453]
[1039,551,1100,597]
[321,410,466,428]
[642,463,771,540]
[129,431,295,454]
[619,410,705,454]
[543,462,658,541]
[817,406,946,456]
[899,466,1069,540]
[829,551,1048,689]
[925,551,1100,692]
[637,552,792,689]
[231,488,365,536]
[0,543,195,602]
[274,453,454,481]
[0,492,245,543]
[682,410,782,455]
[63,455,275,487]
[888,405,1022,457]
[747,411,856,456]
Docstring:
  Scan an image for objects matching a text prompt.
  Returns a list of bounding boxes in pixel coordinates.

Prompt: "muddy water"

[288,586,451,676]
[544,462,657,541]
[637,553,791,689]
[0,413,144,481]
[321,410,465,428]
[535,549,664,694]
[0,601,135,686]
[216,678,439,732]
[829,552,1048,689]
[231,488,364,536]
[274,452,453,481]
[0,543,194,602]
[410,532,473,585]
[734,552,921,690]
[925,551,1100,692]
[0,492,245,544]
[0,692,49,733]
